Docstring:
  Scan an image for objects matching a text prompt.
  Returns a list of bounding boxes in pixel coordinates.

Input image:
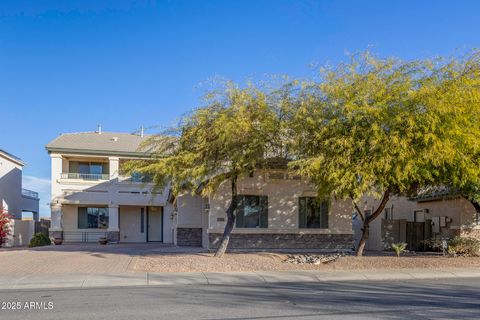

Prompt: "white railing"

[21,188,39,199]
[61,173,109,181]
[63,231,108,242]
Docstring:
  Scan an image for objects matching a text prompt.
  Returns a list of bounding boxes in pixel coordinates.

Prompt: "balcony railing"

[21,188,39,199]
[119,173,153,183]
[61,173,110,181]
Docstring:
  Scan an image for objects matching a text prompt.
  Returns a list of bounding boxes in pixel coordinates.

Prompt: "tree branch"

[351,198,365,223]
[366,189,391,225]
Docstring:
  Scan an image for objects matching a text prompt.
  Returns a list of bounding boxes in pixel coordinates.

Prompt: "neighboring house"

[46,131,354,250]
[0,149,40,220]
[355,189,480,251]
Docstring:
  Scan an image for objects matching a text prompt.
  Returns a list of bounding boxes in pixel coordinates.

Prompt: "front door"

[147,206,163,242]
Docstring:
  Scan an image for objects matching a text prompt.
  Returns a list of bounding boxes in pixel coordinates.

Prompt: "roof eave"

[45,147,153,158]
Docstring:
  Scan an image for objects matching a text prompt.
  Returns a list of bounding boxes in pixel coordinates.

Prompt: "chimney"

[97,124,102,134]
[140,126,144,137]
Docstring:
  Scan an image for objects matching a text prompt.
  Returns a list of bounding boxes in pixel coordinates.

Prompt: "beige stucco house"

[46,130,354,250]
[175,170,353,250]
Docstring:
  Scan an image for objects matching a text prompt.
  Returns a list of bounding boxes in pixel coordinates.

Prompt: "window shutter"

[321,200,329,229]
[299,197,306,228]
[102,162,109,175]
[69,161,78,174]
[259,196,268,228]
[78,207,87,228]
[235,196,244,228]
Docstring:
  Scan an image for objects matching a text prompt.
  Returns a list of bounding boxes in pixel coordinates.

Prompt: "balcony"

[21,188,39,199]
[61,173,110,181]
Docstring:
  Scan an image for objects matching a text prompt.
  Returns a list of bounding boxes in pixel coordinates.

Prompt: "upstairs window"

[299,197,329,229]
[68,161,109,180]
[235,195,268,228]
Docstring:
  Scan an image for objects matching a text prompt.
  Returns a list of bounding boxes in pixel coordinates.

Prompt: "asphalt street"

[0,278,479,320]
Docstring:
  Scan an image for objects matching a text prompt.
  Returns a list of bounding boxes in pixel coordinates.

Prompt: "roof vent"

[97,124,102,135]
[111,137,118,142]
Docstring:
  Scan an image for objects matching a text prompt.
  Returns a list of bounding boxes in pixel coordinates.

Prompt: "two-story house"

[46,130,355,250]
[0,149,40,220]
[46,131,173,244]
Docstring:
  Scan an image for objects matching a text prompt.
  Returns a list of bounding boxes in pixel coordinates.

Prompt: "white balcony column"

[51,154,63,198]
[108,205,119,231]
[50,204,63,230]
[109,157,119,180]
[107,205,120,242]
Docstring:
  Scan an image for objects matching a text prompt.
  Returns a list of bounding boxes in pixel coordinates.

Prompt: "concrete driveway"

[0,243,204,275]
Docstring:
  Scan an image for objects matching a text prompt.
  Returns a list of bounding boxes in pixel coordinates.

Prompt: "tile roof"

[45,131,152,156]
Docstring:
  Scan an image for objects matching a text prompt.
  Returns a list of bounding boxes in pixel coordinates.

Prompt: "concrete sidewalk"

[1,268,480,290]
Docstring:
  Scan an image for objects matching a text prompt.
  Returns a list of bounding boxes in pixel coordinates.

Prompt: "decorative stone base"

[107,231,120,243]
[177,228,203,247]
[208,233,353,250]
[49,231,63,240]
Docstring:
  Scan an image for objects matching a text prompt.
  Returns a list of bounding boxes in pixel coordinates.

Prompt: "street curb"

[0,269,479,290]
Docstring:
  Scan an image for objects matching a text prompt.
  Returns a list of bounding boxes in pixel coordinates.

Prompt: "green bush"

[28,233,51,248]
[447,237,480,256]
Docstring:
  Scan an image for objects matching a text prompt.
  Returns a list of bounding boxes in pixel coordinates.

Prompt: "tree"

[290,51,480,256]
[0,209,12,245]
[129,82,291,257]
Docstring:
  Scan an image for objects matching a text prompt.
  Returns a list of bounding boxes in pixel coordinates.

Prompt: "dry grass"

[133,252,480,273]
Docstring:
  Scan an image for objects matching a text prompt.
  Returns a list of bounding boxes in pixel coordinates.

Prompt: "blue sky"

[0,0,479,216]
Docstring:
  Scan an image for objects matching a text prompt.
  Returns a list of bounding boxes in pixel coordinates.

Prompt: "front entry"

[147,206,163,242]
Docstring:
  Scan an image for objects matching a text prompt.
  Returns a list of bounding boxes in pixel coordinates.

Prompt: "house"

[0,149,40,247]
[46,131,354,250]
[0,149,40,220]
[175,169,353,250]
[354,189,480,251]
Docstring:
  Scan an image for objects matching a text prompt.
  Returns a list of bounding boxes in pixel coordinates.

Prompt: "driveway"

[0,244,205,275]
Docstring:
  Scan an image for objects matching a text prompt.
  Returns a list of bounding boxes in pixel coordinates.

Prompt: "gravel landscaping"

[133,252,480,273]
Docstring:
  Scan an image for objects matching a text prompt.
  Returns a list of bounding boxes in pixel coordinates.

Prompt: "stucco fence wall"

[2,219,35,247]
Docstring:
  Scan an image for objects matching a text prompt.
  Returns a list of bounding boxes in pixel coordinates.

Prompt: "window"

[78,207,109,229]
[299,197,329,229]
[235,195,268,228]
[69,161,109,179]
[140,208,145,233]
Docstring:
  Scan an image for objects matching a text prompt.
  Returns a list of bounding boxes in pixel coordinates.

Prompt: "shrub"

[447,237,480,256]
[0,209,12,245]
[391,243,407,257]
[28,233,51,248]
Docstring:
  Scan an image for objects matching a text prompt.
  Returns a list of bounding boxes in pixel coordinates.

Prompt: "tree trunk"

[355,189,391,257]
[214,174,238,257]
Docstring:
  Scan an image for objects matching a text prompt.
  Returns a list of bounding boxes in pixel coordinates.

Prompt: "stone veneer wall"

[177,228,203,247]
[209,233,353,250]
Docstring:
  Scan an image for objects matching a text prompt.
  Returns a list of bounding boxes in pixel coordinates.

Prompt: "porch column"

[107,205,120,242]
[49,203,63,240]
[109,157,119,180]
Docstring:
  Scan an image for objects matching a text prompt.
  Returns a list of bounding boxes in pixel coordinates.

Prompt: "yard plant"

[0,209,12,245]
[28,232,51,248]
[447,237,480,256]
[391,243,408,257]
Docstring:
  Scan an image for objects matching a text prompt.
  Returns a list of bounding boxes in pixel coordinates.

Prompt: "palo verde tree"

[129,82,291,257]
[290,51,480,256]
